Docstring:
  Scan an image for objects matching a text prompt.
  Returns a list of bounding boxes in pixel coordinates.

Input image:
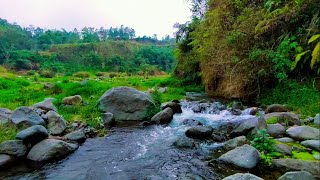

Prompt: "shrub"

[39,70,55,78]
[95,72,106,77]
[250,129,276,154]
[73,71,90,78]
[0,66,7,73]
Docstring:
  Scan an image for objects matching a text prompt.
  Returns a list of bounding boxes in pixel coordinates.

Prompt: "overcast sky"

[0,0,192,38]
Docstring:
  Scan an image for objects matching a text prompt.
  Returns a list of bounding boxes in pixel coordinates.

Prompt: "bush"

[0,66,7,73]
[39,70,55,78]
[73,71,90,78]
[250,129,276,154]
[95,72,106,77]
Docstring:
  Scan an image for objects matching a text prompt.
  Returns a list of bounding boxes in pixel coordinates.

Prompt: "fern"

[291,50,310,70]
[311,42,320,69]
[308,34,320,44]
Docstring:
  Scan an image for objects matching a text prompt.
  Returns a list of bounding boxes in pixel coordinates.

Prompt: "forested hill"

[0,18,175,74]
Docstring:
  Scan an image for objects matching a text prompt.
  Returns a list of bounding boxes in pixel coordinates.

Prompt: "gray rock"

[62,95,82,105]
[172,137,195,149]
[33,98,57,112]
[223,173,264,180]
[181,119,203,126]
[97,87,156,121]
[102,112,115,127]
[0,140,27,157]
[162,102,182,114]
[267,123,286,138]
[276,137,295,143]
[286,126,320,140]
[231,117,266,137]
[265,104,288,114]
[278,171,315,180]
[224,136,248,150]
[185,126,213,139]
[0,154,15,168]
[314,114,320,127]
[64,130,86,144]
[151,107,173,124]
[157,87,167,93]
[10,107,46,129]
[272,159,320,176]
[27,139,78,162]
[218,144,261,169]
[0,108,12,124]
[16,125,49,145]
[264,112,301,126]
[46,111,66,135]
[301,140,320,151]
[274,143,292,155]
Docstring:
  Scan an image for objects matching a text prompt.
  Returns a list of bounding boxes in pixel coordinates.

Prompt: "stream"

[1,100,257,180]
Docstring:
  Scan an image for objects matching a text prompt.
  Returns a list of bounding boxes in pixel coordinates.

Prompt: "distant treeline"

[0,18,176,74]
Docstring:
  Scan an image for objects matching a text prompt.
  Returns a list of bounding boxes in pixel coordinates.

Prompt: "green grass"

[266,117,279,124]
[0,124,18,144]
[292,151,317,160]
[260,80,320,117]
[0,72,204,141]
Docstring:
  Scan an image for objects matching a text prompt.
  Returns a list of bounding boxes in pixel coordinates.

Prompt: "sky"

[0,0,192,38]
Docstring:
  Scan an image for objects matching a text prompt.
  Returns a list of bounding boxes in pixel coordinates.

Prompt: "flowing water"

[1,101,258,180]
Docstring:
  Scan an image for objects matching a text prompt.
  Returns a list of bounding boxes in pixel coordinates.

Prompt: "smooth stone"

[218,144,261,169]
[33,98,57,112]
[274,143,292,156]
[223,173,264,180]
[267,123,286,137]
[265,104,288,114]
[0,154,15,168]
[276,137,295,143]
[301,140,320,151]
[27,139,79,162]
[162,102,182,114]
[10,107,45,129]
[46,111,67,135]
[64,130,86,144]
[172,136,195,149]
[62,95,82,105]
[286,126,320,140]
[185,126,213,139]
[278,171,315,180]
[0,140,27,157]
[223,136,248,150]
[16,125,49,145]
[150,107,174,124]
[272,159,320,176]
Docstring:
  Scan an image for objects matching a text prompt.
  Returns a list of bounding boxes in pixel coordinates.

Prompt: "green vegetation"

[175,0,320,115]
[266,117,279,124]
[292,151,317,161]
[0,124,17,144]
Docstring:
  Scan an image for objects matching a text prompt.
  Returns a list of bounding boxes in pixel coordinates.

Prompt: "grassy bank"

[0,71,203,143]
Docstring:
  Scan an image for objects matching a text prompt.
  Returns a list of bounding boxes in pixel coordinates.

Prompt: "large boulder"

[0,108,12,124]
[64,130,86,144]
[27,139,78,162]
[265,104,288,114]
[264,112,301,126]
[231,117,266,137]
[0,154,15,168]
[46,111,66,135]
[301,140,320,151]
[0,140,27,157]
[223,136,248,150]
[218,144,261,169]
[16,125,49,145]
[272,159,320,176]
[278,171,315,180]
[162,102,182,114]
[185,126,213,139]
[150,107,174,124]
[286,126,320,141]
[33,98,57,113]
[267,123,286,138]
[223,173,263,180]
[62,95,82,105]
[97,87,156,121]
[9,107,46,129]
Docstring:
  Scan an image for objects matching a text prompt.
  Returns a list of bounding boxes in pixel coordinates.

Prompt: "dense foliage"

[174,0,320,115]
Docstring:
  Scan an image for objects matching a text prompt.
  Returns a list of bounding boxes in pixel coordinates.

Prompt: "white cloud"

[0,0,192,38]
